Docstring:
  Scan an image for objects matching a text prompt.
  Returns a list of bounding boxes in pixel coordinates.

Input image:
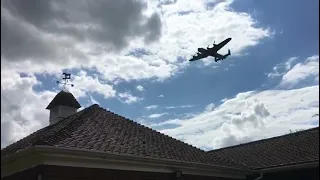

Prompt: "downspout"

[37,165,43,180]
[37,173,43,180]
[254,172,263,180]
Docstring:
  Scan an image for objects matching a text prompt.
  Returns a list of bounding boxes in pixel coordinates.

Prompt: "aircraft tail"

[223,49,231,58]
[215,49,231,62]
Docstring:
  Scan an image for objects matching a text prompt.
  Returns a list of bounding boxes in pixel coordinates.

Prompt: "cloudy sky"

[1,0,319,150]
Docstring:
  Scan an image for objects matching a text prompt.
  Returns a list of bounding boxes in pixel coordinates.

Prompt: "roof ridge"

[97,106,207,153]
[207,126,319,153]
[96,106,249,168]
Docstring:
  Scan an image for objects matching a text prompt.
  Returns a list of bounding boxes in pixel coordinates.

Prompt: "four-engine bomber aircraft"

[189,38,232,62]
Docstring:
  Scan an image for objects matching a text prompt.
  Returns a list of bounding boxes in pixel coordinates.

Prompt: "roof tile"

[207,127,319,169]
[1,104,245,169]
[46,90,81,109]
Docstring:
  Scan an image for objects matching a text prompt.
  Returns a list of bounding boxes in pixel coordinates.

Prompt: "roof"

[46,90,81,109]
[1,104,245,169]
[207,127,319,170]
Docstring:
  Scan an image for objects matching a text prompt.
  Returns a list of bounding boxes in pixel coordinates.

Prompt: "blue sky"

[83,0,319,122]
[1,0,319,149]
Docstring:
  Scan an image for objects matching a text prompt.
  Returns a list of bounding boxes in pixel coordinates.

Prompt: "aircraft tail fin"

[215,49,231,62]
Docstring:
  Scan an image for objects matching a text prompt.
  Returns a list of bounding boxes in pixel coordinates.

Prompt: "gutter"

[246,160,319,180]
[2,146,255,179]
[36,145,254,173]
[259,160,319,173]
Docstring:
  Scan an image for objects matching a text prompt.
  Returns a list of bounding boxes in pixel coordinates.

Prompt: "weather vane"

[57,72,74,91]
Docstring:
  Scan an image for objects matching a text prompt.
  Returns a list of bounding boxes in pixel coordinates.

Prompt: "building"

[1,90,319,180]
[207,126,319,180]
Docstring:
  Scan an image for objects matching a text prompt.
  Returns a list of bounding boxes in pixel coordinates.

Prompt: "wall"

[1,166,39,180]
[49,105,77,125]
[261,167,319,180]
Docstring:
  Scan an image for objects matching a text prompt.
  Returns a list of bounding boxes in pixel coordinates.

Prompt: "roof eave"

[45,104,81,110]
[2,146,255,179]
[259,160,319,173]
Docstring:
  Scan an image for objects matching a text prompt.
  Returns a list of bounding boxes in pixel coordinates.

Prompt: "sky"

[1,0,319,150]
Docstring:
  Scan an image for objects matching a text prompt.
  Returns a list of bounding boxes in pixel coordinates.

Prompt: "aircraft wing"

[189,53,209,61]
[211,38,232,52]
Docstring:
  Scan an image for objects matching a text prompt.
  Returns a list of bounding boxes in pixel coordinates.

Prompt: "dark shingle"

[1,104,245,169]
[46,90,81,109]
[207,127,319,169]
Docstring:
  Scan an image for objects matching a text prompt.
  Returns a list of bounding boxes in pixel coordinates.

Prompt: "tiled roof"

[46,90,81,109]
[1,105,245,169]
[207,127,319,170]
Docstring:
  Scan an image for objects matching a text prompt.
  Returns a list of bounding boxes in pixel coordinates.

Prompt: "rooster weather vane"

[57,73,74,91]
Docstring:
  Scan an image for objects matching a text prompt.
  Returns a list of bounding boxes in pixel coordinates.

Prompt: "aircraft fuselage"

[197,48,206,53]
[197,48,218,56]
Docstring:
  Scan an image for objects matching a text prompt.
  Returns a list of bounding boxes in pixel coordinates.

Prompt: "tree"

[289,128,305,134]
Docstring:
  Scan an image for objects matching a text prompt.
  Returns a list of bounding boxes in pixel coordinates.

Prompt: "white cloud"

[220,98,228,103]
[118,92,143,104]
[148,113,169,119]
[165,105,194,109]
[144,0,271,66]
[280,55,319,87]
[1,0,272,148]
[1,71,56,148]
[145,105,158,110]
[1,70,115,149]
[158,94,165,98]
[165,106,176,109]
[80,96,101,111]
[68,71,116,99]
[152,55,319,150]
[155,86,319,150]
[2,0,271,83]
[205,103,215,112]
[285,57,298,70]
[136,85,145,91]
[89,96,100,105]
[94,55,178,82]
[267,57,298,78]
[180,105,194,108]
